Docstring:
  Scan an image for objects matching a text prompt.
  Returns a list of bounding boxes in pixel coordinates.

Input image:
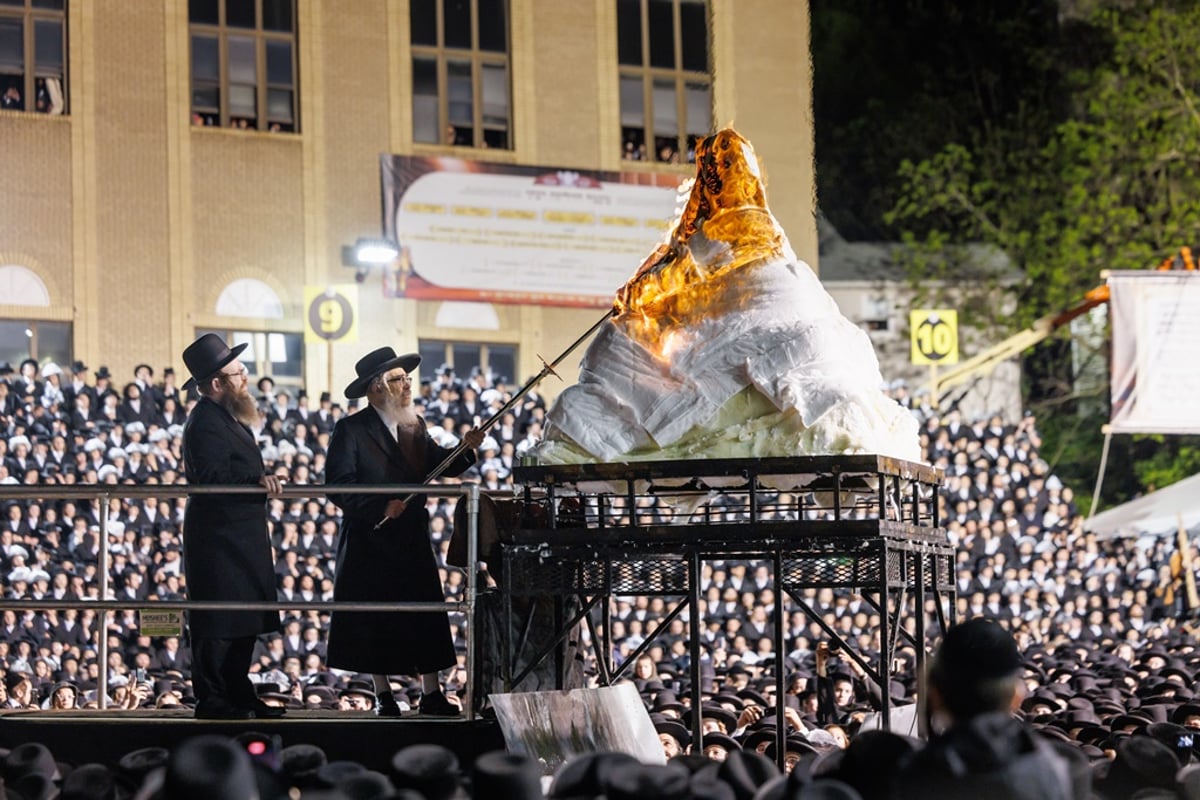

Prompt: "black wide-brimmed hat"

[181,334,247,391]
[344,347,420,399]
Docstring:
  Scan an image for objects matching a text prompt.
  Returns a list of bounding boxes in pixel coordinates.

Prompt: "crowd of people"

[3,354,1200,795]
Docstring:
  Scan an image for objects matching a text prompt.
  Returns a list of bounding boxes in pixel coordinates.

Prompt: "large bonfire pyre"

[536,129,920,465]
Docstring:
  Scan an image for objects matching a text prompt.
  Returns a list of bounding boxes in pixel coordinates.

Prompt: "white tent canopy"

[1084,472,1200,540]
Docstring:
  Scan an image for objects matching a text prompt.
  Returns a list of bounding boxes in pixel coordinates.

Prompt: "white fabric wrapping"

[541,254,921,464]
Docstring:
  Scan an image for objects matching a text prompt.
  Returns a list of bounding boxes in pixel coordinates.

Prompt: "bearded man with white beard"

[325,347,483,717]
[180,333,285,720]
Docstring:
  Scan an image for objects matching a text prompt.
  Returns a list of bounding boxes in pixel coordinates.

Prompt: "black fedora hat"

[344,347,420,399]
[181,334,247,391]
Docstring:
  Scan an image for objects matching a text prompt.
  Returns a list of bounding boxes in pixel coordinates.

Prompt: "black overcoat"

[181,397,278,639]
[324,406,474,675]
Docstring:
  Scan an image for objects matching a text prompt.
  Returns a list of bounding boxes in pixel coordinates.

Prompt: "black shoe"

[417,690,460,717]
[375,691,403,717]
[250,700,287,718]
[194,701,255,720]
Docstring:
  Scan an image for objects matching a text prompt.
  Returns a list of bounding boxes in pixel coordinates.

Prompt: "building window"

[418,341,515,388]
[0,319,72,369]
[197,328,303,391]
[617,0,710,164]
[188,0,298,132]
[0,0,67,115]
[410,0,512,149]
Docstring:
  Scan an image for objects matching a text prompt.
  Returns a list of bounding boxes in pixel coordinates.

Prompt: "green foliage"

[886,1,1200,329]
[826,0,1200,502]
[1131,435,1200,493]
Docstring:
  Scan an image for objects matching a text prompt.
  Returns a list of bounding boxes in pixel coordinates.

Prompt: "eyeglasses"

[385,375,413,386]
[219,365,248,381]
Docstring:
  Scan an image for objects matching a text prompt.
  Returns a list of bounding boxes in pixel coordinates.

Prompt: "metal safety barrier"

[0,482,482,718]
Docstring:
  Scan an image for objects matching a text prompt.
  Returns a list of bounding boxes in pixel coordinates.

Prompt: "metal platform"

[500,455,955,763]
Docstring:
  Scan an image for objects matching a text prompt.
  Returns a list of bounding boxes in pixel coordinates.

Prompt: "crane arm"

[930,285,1110,401]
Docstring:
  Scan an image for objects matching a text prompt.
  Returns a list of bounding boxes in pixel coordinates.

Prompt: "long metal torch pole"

[373,307,617,529]
[421,307,617,483]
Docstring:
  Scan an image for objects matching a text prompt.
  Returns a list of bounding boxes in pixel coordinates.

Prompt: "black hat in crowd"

[3,742,61,784]
[70,360,87,374]
[279,743,327,788]
[59,762,117,800]
[0,361,13,375]
[95,366,111,380]
[1096,735,1180,798]
[549,751,641,798]
[654,717,692,751]
[605,762,691,800]
[344,347,420,399]
[390,744,460,800]
[181,334,247,391]
[162,735,258,800]
[471,751,542,800]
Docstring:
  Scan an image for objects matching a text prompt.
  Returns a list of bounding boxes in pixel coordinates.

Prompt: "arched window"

[0,264,51,306]
[214,278,284,319]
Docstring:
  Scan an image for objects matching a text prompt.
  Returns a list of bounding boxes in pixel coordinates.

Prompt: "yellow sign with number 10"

[910,309,959,365]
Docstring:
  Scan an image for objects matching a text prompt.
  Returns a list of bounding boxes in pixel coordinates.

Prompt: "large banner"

[381,155,684,308]
[1109,271,1200,434]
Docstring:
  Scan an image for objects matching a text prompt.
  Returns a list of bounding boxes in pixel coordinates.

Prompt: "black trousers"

[191,635,257,709]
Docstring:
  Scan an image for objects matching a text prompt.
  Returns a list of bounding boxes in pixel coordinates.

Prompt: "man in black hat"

[61,360,94,410]
[151,366,179,411]
[179,333,285,720]
[325,347,484,717]
[892,618,1080,799]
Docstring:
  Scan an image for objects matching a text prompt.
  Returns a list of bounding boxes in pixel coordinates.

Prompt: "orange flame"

[613,129,788,349]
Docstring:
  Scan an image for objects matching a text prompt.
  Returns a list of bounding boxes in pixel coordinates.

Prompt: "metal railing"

[0,482,482,718]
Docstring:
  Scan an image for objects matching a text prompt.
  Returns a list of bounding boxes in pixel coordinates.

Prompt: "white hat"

[97,465,120,482]
[480,436,499,452]
[277,441,297,457]
[106,520,126,536]
[8,435,30,450]
[107,448,128,461]
[125,422,146,435]
[7,566,32,583]
[84,439,106,454]
[260,445,279,462]
[7,545,29,560]
[432,430,459,448]
[167,424,185,439]
[480,389,502,406]
[148,429,169,443]
[40,363,62,378]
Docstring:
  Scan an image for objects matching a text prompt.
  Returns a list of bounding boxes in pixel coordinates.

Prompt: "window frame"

[418,340,516,387]
[187,0,299,133]
[196,327,304,393]
[0,0,68,115]
[410,0,513,150]
[0,318,73,369]
[617,0,712,164]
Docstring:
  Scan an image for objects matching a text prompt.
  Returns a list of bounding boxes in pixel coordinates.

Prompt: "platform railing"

[0,482,481,718]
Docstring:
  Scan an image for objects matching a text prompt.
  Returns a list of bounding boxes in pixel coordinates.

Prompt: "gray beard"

[394,402,419,431]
